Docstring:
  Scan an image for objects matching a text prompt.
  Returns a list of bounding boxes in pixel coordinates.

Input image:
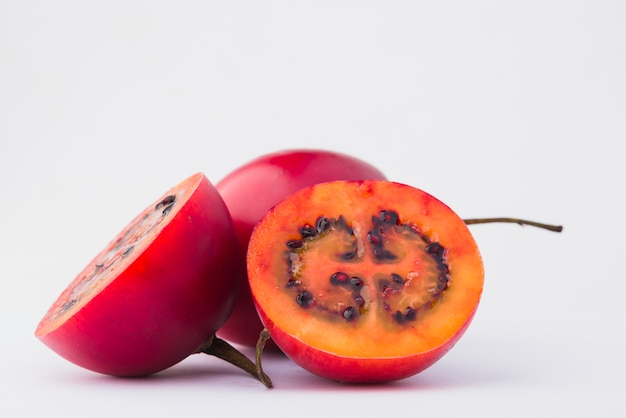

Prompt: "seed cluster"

[284,210,451,325]
[155,194,176,216]
[328,271,366,321]
[57,194,179,317]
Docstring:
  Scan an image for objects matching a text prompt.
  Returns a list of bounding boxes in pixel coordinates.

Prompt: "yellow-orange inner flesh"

[248,181,484,358]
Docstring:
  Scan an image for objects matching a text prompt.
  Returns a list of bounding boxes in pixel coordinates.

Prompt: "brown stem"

[256,329,272,382]
[463,217,563,233]
[196,335,273,388]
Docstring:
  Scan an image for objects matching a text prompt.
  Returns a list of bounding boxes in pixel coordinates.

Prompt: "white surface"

[1,1,624,417]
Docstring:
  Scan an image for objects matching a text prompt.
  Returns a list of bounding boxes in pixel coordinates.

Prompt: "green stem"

[463,217,563,233]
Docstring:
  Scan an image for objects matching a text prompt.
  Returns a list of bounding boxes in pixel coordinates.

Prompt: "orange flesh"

[36,175,199,337]
[248,180,484,358]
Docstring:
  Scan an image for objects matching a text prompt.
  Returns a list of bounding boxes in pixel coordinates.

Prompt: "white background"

[1,1,624,416]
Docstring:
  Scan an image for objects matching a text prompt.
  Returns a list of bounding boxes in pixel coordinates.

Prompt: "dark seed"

[349,277,364,287]
[296,290,314,308]
[316,217,330,234]
[426,242,445,262]
[162,203,175,216]
[286,240,303,249]
[373,247,397,260]
[155,195,176,211]
[122,245,134,256]
[330,272,350,285]
[394,310,404,324]
[379,210,400,225]
[404,307,417,321]
[355,295,365,306]
[286,279,300,287]
[438,263,450,277]
[342,306,357,321]
[367,230,383,246]
[299,225,317,238]
[95,263,104,268]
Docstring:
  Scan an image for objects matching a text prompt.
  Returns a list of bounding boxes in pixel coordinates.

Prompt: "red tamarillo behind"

[216,149,386,349]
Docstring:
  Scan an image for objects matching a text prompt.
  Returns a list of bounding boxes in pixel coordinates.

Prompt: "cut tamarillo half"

[35,173,271,387]
[249,179,562,383]
[216,149,386,349]
[247,180,483,383]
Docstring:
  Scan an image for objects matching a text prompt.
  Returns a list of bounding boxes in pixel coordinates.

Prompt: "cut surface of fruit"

[247,180,484,382]
[37,191,184,334]
[215,149,386,349]
[35,173,240,377]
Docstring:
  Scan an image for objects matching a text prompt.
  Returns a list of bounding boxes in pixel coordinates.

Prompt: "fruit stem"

[256,328,272,382]
[463,217,563,233]
[196,335,273,388]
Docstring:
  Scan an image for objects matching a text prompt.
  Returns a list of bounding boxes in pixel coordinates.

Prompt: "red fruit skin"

[259,304,478,383]
[215,149,386,348]
[36,174,240,377]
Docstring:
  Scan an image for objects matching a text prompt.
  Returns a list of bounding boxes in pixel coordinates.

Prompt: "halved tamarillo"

[35,173,271,387]
[216,149,386,349]
[248,180,485,383]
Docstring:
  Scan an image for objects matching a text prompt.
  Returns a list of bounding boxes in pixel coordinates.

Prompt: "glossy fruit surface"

[247,180,484,383]
[216,149,386,348]
[35,173,240,377]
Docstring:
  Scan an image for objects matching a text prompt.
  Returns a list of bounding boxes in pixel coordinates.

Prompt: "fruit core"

[286,210,450,325]
[37,186,188,335]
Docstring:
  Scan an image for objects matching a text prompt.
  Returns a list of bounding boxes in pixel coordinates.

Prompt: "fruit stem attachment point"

[196,335,273,388]
[463,217,563,233]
